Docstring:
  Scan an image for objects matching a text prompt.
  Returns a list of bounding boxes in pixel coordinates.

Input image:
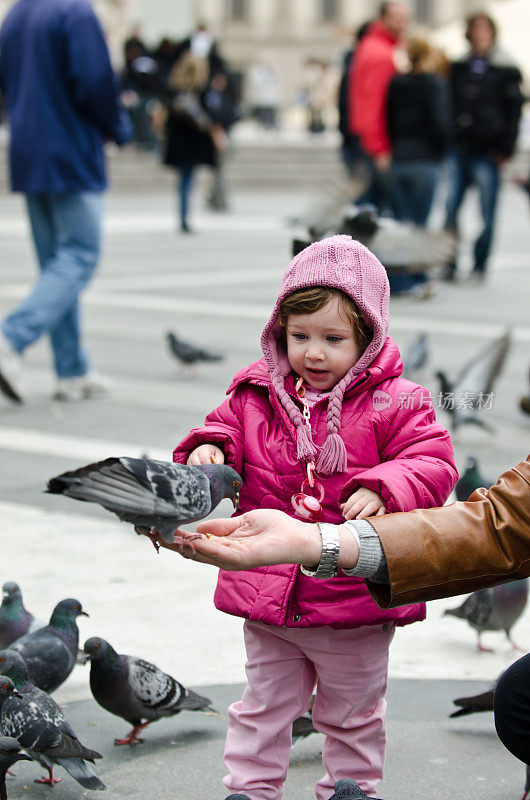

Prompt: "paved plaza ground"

[0,152,529,798]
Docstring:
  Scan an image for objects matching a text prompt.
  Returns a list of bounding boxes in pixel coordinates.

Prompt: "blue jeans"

[388,160,439,226]
[178,166,194,229]
[445,152,500,273]
[1,192,103,378]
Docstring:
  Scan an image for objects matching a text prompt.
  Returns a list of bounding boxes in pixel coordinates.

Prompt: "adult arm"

[348,45,395,157]
[367,457,530,607]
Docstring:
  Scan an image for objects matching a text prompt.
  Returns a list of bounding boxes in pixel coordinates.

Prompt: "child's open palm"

[340,487,386,520]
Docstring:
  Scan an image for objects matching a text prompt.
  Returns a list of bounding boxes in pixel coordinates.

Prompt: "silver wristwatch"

[300,523,340,579]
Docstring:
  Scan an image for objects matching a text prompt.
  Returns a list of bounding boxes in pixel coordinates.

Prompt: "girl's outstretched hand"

[154,509,321,572]
[186,444,225,465]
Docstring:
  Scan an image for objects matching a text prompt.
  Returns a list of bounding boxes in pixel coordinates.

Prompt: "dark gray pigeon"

[0,676,104,790]
[10,599,88,693]
[455,456,494,502]
[0,650,101,786]
[435,330,511,433]
[329,778,374,799]
[47,457,241,551]
[0,583,45,649]
[166,331,223,367]
[84,636,215,746]
[444,579,528,651]
[0,735,31,800]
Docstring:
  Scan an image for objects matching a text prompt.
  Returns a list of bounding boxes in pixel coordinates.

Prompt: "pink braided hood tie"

[261,235,390,476]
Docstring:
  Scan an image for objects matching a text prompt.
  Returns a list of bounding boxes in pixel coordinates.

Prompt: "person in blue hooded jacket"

[0,0,132,403]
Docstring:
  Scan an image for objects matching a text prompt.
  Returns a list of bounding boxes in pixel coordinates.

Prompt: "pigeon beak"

[232,492,239,509]
[12,689,23,699]
[78,611,89,618]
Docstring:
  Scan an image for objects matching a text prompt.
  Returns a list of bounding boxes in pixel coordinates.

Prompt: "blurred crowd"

[121,4,525,291]
[338,2,524,296]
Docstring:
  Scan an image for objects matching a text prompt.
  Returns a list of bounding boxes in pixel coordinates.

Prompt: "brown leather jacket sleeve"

[366,457,530,608]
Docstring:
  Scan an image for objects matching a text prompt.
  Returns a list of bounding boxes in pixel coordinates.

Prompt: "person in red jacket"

[348,1,411,211]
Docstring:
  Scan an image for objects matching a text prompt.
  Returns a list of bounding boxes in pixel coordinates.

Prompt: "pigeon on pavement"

[329,778,379,799]
[0,583,45,649]
[0,676,104,789]
[455,456,494,502]
[402,333,428,378]
[435,330,511,433]
[0,649,102,786]
[166,331,223,367]
[10,599,88,692]
[47,457,241,551]
[0,735,31,800]
[84,636,216,746]
[444,580,528,651]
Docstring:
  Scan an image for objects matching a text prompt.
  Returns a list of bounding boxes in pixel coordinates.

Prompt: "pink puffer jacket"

[174,337,457,630]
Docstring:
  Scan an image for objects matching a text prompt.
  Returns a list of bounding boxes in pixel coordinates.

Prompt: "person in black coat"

[386,36,451,296]
[443,11,523,281]
[163,52,217,233]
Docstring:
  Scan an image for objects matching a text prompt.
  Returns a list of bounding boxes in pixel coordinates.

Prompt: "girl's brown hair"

[279,286,372,352]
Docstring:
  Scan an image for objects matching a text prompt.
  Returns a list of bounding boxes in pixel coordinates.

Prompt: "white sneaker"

[53,372,112,402]
[0,331,23,403]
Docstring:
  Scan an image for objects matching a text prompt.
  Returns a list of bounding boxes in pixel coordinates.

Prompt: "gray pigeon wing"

[453,332,511,399]
[124,459,211,522]
[11,631,74,689]
[127,657,182,712]
[24,686,76,739]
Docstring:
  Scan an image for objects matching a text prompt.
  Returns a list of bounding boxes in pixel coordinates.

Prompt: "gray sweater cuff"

[341,520,389,583]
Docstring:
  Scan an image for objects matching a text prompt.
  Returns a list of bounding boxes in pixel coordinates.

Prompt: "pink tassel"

[296,425,318,462]
[316,433,347,475]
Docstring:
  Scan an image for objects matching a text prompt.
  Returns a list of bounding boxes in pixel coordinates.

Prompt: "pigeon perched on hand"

[0,676,104,790]
[47,457,241,552]
[444,579,528,651]
[0,583,45,649]
[435,331,511,433]
[0,735,31,800]
[10,599,88,693]
[455,456,494,502]
[0,649,103,786]
[84,636,216,746]
[166,331,223,367]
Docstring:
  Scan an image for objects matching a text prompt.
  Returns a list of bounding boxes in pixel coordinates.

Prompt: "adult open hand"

[154,509,321,571]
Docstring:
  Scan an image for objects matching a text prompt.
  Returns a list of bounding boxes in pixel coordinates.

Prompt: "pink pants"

[223,620,394,800]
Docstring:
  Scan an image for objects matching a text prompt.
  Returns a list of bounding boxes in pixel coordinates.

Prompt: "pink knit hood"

[261,235,390,475]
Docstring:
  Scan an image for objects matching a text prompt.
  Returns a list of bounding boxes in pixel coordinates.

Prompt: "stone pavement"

[0,162,529,799]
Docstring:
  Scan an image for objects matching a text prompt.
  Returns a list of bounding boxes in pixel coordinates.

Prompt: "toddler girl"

[173,235,457,800]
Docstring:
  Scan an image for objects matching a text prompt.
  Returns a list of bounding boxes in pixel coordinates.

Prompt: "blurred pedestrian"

[348,1,411,213]
[386,36,451,297]
[337,21,372,176]
[163,51,217,233]
[0,0,132,404]
[443,12,523,282]
[247,59,281,129]
[121,35,160,152]
[203,72,239,211]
